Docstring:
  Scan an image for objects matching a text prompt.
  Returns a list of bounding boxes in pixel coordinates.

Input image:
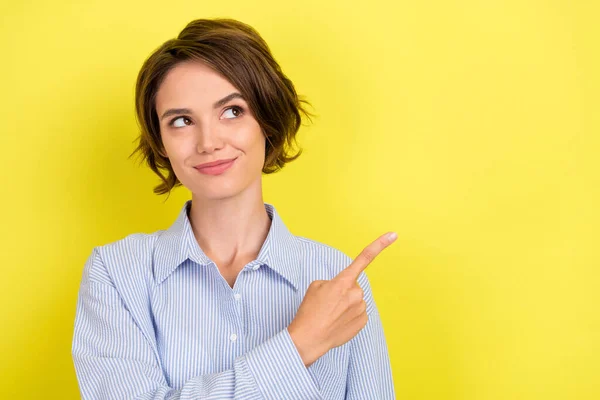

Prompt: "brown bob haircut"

[130,18,315,196]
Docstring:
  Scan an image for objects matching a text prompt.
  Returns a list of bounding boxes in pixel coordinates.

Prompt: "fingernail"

[387,232,398,242]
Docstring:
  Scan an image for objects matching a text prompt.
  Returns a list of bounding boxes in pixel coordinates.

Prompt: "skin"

[154,58,398,364]
[288,231,397,366]
[155,60,271,287]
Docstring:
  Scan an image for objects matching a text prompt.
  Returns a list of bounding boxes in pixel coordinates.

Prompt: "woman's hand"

[287,231,398,367]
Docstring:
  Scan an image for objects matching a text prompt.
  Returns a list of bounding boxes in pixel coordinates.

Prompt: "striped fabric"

[72,200,395,399]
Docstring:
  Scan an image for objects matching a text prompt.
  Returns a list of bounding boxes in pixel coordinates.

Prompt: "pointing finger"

[335,231,397,284]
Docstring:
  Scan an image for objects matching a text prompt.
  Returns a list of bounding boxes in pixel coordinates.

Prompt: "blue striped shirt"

[72,200,395,399]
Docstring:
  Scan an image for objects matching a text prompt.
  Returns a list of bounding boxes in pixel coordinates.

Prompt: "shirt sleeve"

[344,270,396,399]
[72,248,322,400]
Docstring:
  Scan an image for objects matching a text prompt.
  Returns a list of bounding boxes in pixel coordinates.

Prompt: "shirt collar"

[153,200,302,290]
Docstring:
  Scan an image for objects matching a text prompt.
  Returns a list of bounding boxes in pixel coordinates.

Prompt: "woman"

[72,18,397,399]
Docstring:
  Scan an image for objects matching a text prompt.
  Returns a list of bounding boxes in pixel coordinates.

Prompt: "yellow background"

[1,0,598,398]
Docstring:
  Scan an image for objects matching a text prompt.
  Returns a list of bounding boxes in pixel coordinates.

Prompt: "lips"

[194,158,237,175]
[194,157,237,169]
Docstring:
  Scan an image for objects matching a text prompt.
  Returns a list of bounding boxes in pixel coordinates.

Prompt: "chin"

[189,183,244,201]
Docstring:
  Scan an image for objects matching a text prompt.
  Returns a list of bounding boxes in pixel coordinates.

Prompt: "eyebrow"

[159,92,245,121]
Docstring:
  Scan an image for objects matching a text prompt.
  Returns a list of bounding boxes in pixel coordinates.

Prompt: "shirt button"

[230,333,237,341]
[234,293,241,300]
[252,265,260,270]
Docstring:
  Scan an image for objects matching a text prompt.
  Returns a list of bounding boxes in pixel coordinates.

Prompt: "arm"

[72,249,322,400]
[345,271,395,399]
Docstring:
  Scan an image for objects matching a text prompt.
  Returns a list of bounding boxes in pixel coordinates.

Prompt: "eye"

[222,106,244,120]
[169,116,192,128]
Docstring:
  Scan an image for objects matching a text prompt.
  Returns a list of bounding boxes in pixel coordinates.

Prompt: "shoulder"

[81,230,164,286]
[97,231,162,263]
[295,235,354,277]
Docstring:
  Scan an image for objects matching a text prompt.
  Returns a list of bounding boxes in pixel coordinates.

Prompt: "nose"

[195,121,224,154]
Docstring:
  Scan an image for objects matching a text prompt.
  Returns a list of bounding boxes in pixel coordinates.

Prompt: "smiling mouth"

[194,158,237,175]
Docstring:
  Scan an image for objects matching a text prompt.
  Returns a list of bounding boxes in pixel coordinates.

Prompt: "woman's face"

[155,60,266,200]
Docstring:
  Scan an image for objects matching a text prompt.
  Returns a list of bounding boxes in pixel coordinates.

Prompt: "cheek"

[162,134,190,158]
[248,135,266,164]
[235,125,265,152]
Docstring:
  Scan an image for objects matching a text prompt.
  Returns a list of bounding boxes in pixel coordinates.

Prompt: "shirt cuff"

[245,327,322,399]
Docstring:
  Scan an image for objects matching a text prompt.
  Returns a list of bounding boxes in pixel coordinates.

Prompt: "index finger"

[334,231,397,284]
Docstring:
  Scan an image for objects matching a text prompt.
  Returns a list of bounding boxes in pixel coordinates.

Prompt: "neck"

[188,185,272,265]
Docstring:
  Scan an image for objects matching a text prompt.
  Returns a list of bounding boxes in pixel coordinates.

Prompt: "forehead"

[155,60,239,110]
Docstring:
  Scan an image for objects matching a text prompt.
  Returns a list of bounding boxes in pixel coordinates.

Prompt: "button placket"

[230,272,247,348]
